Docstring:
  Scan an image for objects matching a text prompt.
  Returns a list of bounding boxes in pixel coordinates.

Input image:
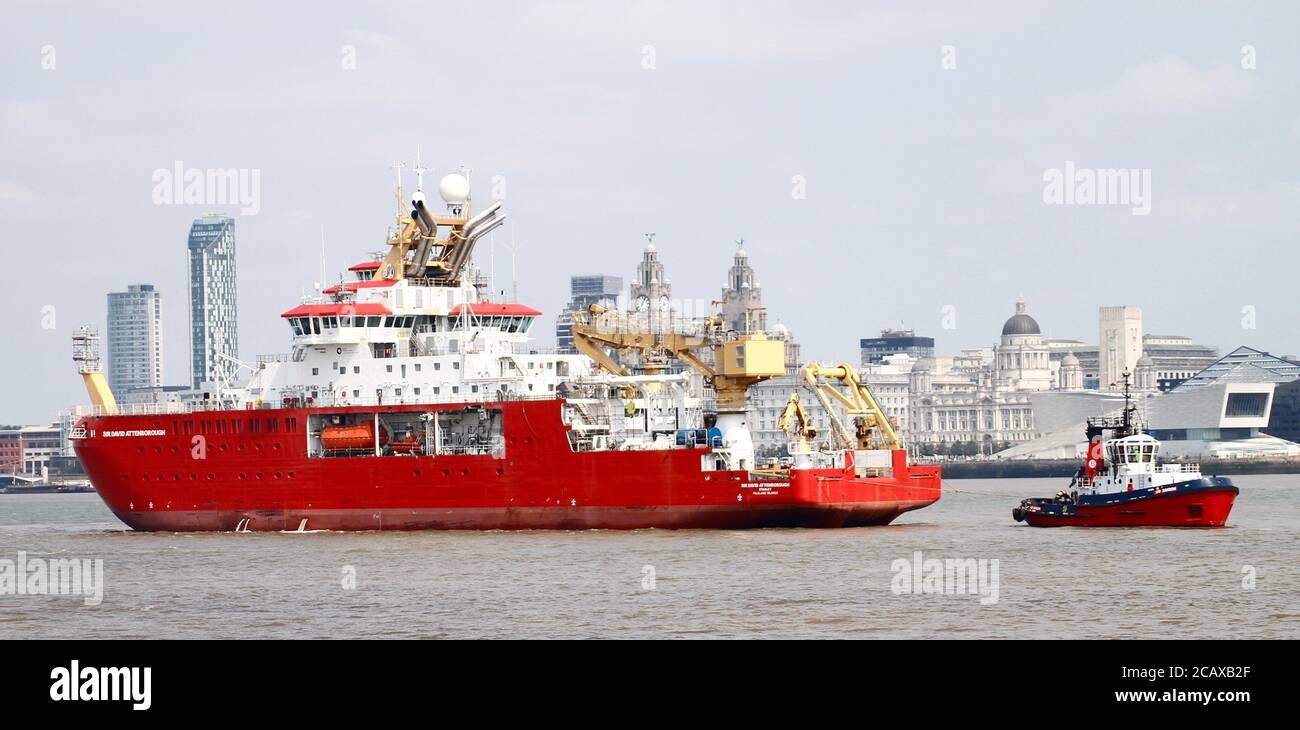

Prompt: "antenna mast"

[413,145,427,194]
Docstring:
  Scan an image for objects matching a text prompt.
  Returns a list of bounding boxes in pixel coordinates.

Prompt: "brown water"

[1,475,1296,639]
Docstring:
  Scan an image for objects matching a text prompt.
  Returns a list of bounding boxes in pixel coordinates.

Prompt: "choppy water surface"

[1,475,1296,639]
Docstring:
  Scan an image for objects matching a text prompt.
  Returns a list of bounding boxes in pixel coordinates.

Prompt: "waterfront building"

[0,429,21,473]
[719,243,766,334]
[1140,334,1219,391]
[860,329,934,366]
[1046,334,1216,392]
[627,241,673,331]
[17,424,62,476]
[188,213,238,388]
[106,284,164,395]
[556,274,622,353]
[1176,345,1300,447]
[1000,344,1300,460]
[1058,352,1085,391]
[858,299,1216,455]
[993,298,1054,392]
[1046,340,1100,389]
[704,246,825,457]
[1099,305,1142,390]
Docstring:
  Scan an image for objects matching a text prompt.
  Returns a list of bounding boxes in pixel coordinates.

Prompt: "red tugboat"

[68,158,941,531]
[1012,374,1237,527]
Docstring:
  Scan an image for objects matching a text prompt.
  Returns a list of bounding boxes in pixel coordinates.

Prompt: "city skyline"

[4,2,1299,422]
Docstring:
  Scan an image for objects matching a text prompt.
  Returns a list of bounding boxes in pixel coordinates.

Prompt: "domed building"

[1058,352,1084,391]
[994,297,1053,392]
[1134,353,1157,392]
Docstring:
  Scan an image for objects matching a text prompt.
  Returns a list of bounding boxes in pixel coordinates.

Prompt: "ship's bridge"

[1105,433,1160,474]
[347,260,381,281]
[282,302,412,343]
[448,303,540,334]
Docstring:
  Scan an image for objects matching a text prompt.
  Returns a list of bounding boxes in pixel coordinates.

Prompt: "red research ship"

[70,162,941,531]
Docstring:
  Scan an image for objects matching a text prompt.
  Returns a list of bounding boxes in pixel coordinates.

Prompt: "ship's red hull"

[72,399,941,531]
[1016,485,1237,528]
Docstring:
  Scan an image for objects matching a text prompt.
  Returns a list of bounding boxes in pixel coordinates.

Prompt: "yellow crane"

[73,326,117,414]
[777,391,817,455]
[570,304,785,414]
[792,363,900,451]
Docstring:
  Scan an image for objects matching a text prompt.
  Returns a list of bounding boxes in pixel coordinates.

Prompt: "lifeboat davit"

[321,423,388,451]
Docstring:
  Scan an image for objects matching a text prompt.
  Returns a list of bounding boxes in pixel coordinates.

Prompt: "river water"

[1,475,1296,639]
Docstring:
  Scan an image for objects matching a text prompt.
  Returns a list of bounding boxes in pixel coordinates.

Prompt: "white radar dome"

[439,174,470,203]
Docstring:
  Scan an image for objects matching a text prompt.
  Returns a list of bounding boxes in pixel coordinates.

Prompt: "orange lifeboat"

[388,434,423,454]
[321,423,389,451]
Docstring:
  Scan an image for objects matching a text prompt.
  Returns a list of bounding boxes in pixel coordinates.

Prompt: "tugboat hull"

[1012,478,1238,528]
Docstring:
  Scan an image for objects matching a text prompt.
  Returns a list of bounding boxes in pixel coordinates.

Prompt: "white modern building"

[106,283,163,395]
[999,345,1300,461]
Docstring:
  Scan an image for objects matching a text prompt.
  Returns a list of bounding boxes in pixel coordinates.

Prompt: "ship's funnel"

[467,214,506,244]
[461,200,502,240]
[412,199,437,237]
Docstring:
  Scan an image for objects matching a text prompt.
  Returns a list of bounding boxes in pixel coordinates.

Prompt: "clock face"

[658,295,670,311]
[635,295,650,312]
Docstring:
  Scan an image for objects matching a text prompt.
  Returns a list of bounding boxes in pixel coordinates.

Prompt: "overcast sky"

[2,1,1298,423]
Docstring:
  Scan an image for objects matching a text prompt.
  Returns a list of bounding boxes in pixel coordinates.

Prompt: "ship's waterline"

[1,475,1296,640]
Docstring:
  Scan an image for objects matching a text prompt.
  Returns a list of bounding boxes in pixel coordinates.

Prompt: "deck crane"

[777,391,817,456]
[793,363,901,452]
[570,303,786,470]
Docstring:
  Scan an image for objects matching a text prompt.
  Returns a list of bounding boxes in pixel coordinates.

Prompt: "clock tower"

[628,235,673,322]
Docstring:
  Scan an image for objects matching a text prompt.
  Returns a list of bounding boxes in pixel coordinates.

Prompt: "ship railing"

[70,401,240,418]
[1155,463,1200,474]
[283,391,567,410]
[71,389,589,419]
[510,344,569,355]
[256,353,292,365]
[436,435,506,456]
